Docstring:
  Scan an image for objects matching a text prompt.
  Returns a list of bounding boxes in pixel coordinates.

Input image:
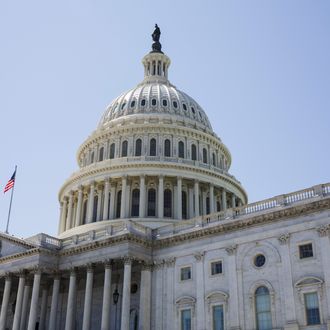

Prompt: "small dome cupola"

[142,24,171,83]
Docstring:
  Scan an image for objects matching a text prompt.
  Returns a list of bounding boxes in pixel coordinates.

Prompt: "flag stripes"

[4,170,16,193]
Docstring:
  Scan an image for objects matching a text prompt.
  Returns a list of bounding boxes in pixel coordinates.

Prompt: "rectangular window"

[211,261,223,276]
[180,266,192,281]
[299,243,313,259]
[181,309,191,330]
[213,305,224,330]
[305,292,321,325]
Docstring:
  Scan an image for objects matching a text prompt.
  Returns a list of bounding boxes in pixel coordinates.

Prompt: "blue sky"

[0,1,329,238]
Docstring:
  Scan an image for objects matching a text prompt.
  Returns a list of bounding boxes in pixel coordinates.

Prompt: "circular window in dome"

[191,106,195,114]
[130,283,138,294]
[141,99,146,107]
[254,254,266,268]
[173,101,178,109]
[151,99,157,106]
[121,102,126,110]
[130,100,136,108]
[182,103,187,111]
[162,99,168,107]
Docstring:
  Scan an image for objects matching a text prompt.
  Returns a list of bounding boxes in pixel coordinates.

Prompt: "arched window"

[131,189,140,217]
[135,139,142,156]
[107,192,111,220]
[82,200,87,224]
[92,195,98,222]
[178,141,184,158]
[203,148,208,164]
[164,139,171,157]
[182,191,187,219]
[164,189,172,217]
[212,153,216,166]
[91,151,95,164]
[191,144,197,161]
[109,143,115,159]
[121,140,128,157]
[99,147,104,161]
[255,286,272,330]
[148,189,156,216]
[150,138,156,156]
[116,191,122,218]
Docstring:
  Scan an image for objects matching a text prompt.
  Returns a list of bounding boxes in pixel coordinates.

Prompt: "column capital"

[159,174,164,180]
[68,190,74,196]
[78,185,84,192]
[140,174,146,180]
[86,263,95,272]
[194,252,205,262]
[122,256,134,265]
[194,179,199,184]
[225,245,237,256]
[30,266,43,275]
[278,233,290,245]
[89,180,95,187]
[153,260,165,270]
[103,259,113,269]
[104,177,110,184]
[141,261,153,271]
[3,272,12,280]
[164,257,176,268]
[16,269,27,277]
[316,224,330,237]
[177,176,182,181]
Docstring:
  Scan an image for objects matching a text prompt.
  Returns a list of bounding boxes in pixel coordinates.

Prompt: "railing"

[26,233,62,249]
[154,183,330,238]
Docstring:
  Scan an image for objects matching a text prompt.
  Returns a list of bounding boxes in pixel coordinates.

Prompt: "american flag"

[3,170,16,193]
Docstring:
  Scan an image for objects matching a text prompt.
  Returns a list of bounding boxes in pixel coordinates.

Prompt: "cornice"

[0,233,37,249]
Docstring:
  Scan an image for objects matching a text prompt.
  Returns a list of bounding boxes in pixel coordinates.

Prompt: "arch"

[205,290,229,302]
[164,139,171,157]
[131,189,140,217]
[150,138,156,156]
[164,189,172,217]
[147,188,156,216]
[109,143,115,159]
[116,191,122,218]
[99,147,104,161]
[203,148,207,164]
[295,276,323,288]
[135,139,142,156]
[255,286,272,330]
[182,191,187,219]
[191,144,197,161]
[178,141,184,158]
[121,140,128,157]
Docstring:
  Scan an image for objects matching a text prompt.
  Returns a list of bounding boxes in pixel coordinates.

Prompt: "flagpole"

[5,165,17,234]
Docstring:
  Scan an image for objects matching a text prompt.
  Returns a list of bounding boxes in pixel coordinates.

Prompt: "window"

[109,143,115,159]
[150,138,156,156]
[182,191,187,219]
[164,189,172,217]
[191,107,195,114]
[213,305,224,330]
[82,200,87,225]
[141,99,146,106]
[130,100,136,108]
[92,196,98,222]
[206,197,210,214]
[203,148,207,164]
[212,153,216,166]
[164,139,171,157]
[135,139,142,156]
[304,292,321,325]
[116,191,122,218]
[178,141,184,158]
[91,151,94,164]
[151,98,157,106]
[182,103,187,111]
[147,189,156,216]
[254,254,266,268]
[121,102,126,110]
[131,189,140,217]
[299,243,313,259]
[121,140,128,157]
[180,267,192,281]
[191,144,197,161]
[162,99,168,107]
[211,261,223,275]
[99,147,104,161]
[173,101,178,109]
[216,201,221,212]
[255,286,272,330]
[181,309,191,330]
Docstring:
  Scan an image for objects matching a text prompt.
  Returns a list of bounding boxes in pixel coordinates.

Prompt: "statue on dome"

[151,24,163,53]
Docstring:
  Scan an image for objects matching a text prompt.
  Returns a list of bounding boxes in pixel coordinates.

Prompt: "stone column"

[87,182,95,223]
[65,191,74,230]
[188,188,194,219]
[20,282,32,330]
[0,274,12,330]
[225,245,240,329]
[75,185,83,226]
[82,265,94,330]
[139,175,146,218]
[194,180,200,217]
[158,175,164,218]
[202,190,207,215]
[13,272,26,330]
[49,275,61,330]
[139,263,152,330]
[101,261,112,330]
[103,178,110,220]
[194,253,205,330]
[65,269,77,330]
[222,189,227,211]
[109,184,116,219]
[209,184,214,214]
[121,257,132,330]
[165,258,175,330]
[177,177,182,220]
[59,198,68,234]
[120,176,127,219]
[39,286,48,330]
[27,270,42,330]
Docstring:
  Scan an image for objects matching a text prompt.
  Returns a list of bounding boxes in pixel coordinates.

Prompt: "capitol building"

[0,27,330,330]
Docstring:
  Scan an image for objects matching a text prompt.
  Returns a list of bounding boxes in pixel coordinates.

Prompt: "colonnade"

[59,176,243,234]
[0,259,151,330]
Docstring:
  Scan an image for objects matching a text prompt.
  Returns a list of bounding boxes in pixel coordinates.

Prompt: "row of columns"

[59,176,242,234]
[0,260,151,330]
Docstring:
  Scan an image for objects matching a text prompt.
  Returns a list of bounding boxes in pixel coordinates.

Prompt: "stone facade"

[0,35,329,330]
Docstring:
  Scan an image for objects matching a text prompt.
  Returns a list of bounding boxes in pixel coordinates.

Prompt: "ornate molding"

[278,233,290,245]
[141,261,153,271]
[225,245,237,256]
[164,257,176,267]
[316,224,330,237]
[194,252,205,262]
